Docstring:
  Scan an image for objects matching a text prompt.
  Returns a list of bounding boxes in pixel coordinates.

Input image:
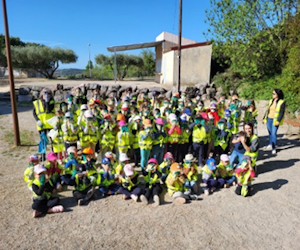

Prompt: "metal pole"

[88,43,92,78]
[177,0,182,92]
[2,0,20,146]
[114,47,117,83]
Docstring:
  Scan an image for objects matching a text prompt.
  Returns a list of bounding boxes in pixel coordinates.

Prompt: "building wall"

[170,44,212,86]
[161,50,175,84]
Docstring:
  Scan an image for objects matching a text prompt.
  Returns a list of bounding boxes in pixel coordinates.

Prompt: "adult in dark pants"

[33,88,55,160]
[263,89,286,155]
[31,164,64,218]
[189,114,208,167]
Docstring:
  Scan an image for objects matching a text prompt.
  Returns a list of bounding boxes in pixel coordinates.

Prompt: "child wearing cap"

[114,153,130,176]
[201,158,225,195]
[68,163,96,205]
[116,120,130,160]
[81,147,101,186]
[152,118,167,165]
[24,155,40,190]
[61,146,78,186]
[235,155,255,197]
[118,164,142,202]
[45,152,64,192]
[129,116,142,168]
[216,154,236,188]
[31,164,64,218]
[166,114,181,162]
[139,119,154,173]
[158,152,174,183]
[52,111,65,161]
[99,115,116,161]
[213,118,231,160]
[62,111,79,152]
[165,162,189,204]
[178,114,191,163]
[140,158,163,207]
[182,154,199,199]
[78,110,98,154]
[99,157,119,197]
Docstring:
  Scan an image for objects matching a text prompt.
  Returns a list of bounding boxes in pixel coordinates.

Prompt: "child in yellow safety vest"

[139,119,154,174]
[178,114,191,163]
[213,118,231,159]
[45,152,64,192]
[31,164,64,218]
[130,116,142,168]
[61,146,78,186]
[166,114,181,162]
[52,111,65,161]
[62,111,79,152]
[140,158,163,207]
[116,120,130,159]
[158,152,174,183]
[68,163,96,206]
[201,158,225,196]
[114,153,130,176]
[235,155,255,197]
[98,157,119,197]
[165,162,190,204]
[216,154,236,188]
[182,154,198,200]
[99,114,116,162]
[81,147,101,187]
[24,154,40,190]
[118,164,142,202]
[152,118,167,165]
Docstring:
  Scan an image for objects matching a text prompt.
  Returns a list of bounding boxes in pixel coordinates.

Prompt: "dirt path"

[0,101,299,250]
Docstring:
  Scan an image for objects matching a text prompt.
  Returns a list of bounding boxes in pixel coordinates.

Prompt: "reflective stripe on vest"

[139,131,152,149]
[244,134,259,166]
[32,178,52,200]
[75,174,92,191]
[264,99,285,126]
[33,99,55,131]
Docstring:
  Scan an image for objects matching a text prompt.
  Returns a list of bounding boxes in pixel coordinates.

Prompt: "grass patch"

[3,129,35,146]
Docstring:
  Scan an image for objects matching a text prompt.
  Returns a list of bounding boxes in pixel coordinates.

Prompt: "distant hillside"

[54,68,85,76]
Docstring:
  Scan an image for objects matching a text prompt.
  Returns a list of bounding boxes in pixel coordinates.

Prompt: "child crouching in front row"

[216,154,236,188]
[235,155,255,197]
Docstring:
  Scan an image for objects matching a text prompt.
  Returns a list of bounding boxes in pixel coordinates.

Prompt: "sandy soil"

[0,89,300,249]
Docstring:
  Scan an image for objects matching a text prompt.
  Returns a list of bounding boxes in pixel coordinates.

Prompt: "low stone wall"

[17,82,218,102]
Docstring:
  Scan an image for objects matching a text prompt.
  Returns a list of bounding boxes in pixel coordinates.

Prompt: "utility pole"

[177,0,182,92]
[88,43,92,78]
[2,0,20,146]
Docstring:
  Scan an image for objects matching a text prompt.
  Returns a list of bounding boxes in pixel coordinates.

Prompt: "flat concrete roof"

[107,40,164,52]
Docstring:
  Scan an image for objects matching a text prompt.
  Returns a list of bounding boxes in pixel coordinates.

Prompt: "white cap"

[80,104,88,110]
[84,110,93,118]
[119,153,130,162]
[133,115,142,121]
[34,164,47,174]
[169,113,177,121]
[124,164,134,176]
[67,146,77,155]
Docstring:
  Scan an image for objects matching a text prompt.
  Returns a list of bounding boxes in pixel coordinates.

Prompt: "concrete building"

[107,31,212,86]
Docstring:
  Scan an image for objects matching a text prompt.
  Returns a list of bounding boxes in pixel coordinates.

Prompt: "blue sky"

[0,0,211,69]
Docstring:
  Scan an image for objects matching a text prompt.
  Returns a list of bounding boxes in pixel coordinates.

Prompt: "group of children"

[27,87,259,217]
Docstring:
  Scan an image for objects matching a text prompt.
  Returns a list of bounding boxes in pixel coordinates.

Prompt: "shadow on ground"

[251,179,288,196]
[257,158,299,176]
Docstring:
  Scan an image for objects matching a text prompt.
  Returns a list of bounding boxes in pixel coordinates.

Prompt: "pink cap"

[200,112,209,121]
[118,120,126,127]
[220,154,230,162]
[155,118,165,125]
[47,152,58,161]
[124,164,134,176]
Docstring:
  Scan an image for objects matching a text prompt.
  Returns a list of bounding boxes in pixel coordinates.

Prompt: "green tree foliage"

[0,34,26,66]
[10,46,78,79]
[141,49,155,76]
[95,53,144,80]
[206,0,298,78]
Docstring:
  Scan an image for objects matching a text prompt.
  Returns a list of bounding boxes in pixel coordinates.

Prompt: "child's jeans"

[99,184,119,195]
[225,176,236,185]
[140,149,151,170]
[118,186,142,198]
[184,180,197,192]
[202,178,225,191]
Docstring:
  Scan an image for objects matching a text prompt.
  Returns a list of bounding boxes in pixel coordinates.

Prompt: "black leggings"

[144,184,162,200]
[32,197,60,214]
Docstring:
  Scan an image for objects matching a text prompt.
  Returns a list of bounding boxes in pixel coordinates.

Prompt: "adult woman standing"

[263,89,286,155]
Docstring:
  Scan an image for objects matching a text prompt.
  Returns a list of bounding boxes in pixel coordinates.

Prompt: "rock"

[56,84,64,91]
[148,87,167,93]
[206,87,216,96]
[201,94,209,101]
[100,86,108,96]
[140,88,149,94]
[165,90,172,99]
[185,87,197,98]
[18,94,32,102]
[229,90,234,96]
[31,86,44,91]
[54,94,64,103]
[19,87,30,95]
[86,90,93,100]
[89,84,100,90]
[64,86,72,91]
[195,82,208,89]
[31,90,40,100]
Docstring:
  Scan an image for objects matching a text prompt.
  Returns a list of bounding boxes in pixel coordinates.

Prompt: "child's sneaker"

[140,194,148,205]
[33,210,42,218]
[264,145,272,151]
[49,205,64,213]
[78,199,84,206]
[204,190,209,196]
[224,183,230,188]
[130,194,138,202]
[174,197,186,204]
[192,184,198,194]
[189,194,198,200]
[272,149,276,155]
[153,195,160,207]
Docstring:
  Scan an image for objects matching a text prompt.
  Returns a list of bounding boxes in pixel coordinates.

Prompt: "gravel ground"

[0,86,299,250]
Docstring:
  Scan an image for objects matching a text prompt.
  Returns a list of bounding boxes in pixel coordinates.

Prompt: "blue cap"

[66,93,73,99]
[206,158,216,170]
[101,157,111,165]
[183,108,192,116]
